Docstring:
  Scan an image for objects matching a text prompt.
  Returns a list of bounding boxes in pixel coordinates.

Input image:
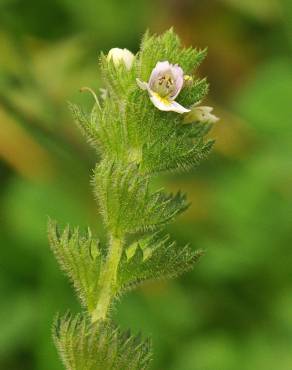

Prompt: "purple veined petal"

[149,92,190,113]
[148,61,185,99]
[149,61,171,82]
[169,64,184,99]
[149,61,171,89]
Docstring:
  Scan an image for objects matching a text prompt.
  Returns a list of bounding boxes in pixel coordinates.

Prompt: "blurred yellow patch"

[0,108,55,181]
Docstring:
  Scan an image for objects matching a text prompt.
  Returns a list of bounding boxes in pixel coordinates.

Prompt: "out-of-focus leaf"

[0,293,37,356]
[233,59,292,139]
[221,0,281,21]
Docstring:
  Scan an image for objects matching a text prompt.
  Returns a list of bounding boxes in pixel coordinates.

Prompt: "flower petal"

[149,62,170,91]
[148,61,184,99]
[150,92,190,113]
[167,100,191,114]
[121,48,135,69]
[170,64,184,99]
[149,61,171,84]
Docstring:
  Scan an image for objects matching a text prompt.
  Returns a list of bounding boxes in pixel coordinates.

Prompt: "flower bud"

[184,105,219,124]
[107,48,135,70]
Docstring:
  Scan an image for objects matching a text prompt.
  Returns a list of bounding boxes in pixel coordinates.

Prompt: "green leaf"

[93,161,188,235]
[138,28,207,81]
[53,313,152,370]
[69,102,100,150]
[124,88,213,173]
[117,232,204,293]
[48,219,103,312]
[178,77,209,107]
[141,128,214,174]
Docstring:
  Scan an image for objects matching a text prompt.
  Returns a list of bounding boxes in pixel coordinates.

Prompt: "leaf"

[68,102,100,150]
[53,312,152,370]
[141,129,215,174]
[93,161,188,235]
[117,232,204,293]
[125,89,214,173]
[178,78,209,107]
[48,219,103,312]
[138,28,207,81]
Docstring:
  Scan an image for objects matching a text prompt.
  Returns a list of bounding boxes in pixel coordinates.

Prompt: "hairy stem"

[91,235,124,323]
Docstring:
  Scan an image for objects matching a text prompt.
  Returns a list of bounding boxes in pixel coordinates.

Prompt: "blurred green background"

[1,0,292,369]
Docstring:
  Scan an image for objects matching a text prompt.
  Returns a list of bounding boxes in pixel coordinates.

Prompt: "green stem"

[91,235,124,323]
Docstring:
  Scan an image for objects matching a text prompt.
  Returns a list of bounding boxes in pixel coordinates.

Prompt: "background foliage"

[0,0,292,369]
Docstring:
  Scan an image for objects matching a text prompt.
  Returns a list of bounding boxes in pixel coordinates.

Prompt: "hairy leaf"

[48,219,103,312]
[53,313,152,370]
[93,161,188,235]
[138,28,207,81]
[69,102,100,150]
[117,233,204,292]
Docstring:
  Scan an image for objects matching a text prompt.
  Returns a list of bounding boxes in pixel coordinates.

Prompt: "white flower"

[184,104,219,124]
[136,61,190,114]
[107,48,135,70]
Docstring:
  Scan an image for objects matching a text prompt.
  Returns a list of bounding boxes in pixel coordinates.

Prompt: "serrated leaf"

[93,161,188,235]
[117,233,204,293]
[138,28,207,80]
[53,313,152,370]
[178,78,209,107]
[122,88,213,174]
[48,219,103,312]
[68,102,101,149]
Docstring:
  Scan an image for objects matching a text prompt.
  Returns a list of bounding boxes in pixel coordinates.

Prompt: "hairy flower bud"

[184,105,219,124]
[107,48,135,70]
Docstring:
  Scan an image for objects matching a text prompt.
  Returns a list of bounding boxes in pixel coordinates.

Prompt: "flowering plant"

[48,29,218,369]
